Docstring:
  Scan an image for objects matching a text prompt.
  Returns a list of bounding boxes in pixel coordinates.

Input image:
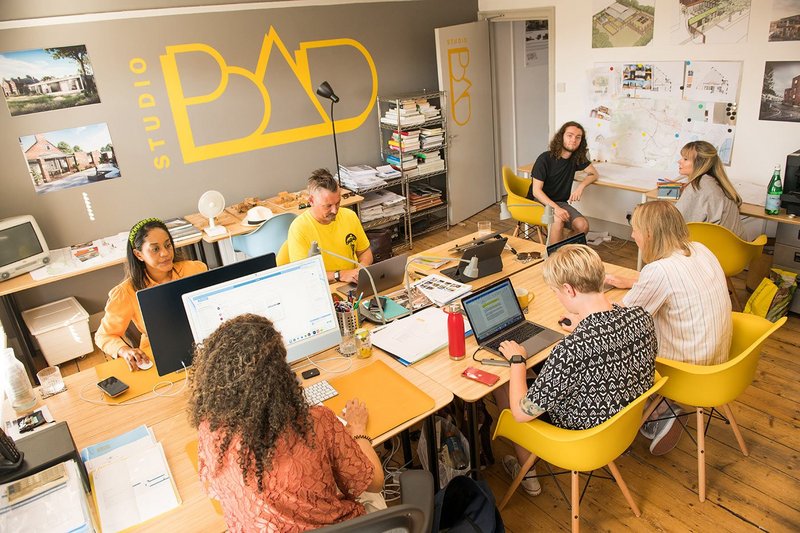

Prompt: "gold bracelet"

[352,434,373,444]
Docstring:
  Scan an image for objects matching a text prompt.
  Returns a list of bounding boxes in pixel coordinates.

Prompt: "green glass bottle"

[765,165,783,215]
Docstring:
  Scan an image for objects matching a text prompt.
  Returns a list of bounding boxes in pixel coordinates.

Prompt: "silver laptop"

[336,254,408,297]
[461,278,563,359]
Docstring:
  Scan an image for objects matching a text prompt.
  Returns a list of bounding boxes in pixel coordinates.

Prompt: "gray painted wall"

[0,0,477,316]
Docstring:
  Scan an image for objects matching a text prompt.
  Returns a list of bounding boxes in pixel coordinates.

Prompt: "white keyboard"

[304,380,338,405]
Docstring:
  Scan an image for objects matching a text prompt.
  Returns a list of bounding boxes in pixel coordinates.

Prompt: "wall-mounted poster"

[19,123,120,194]
[683,60,741,103]
[592,0,655,48]
[759,61,800,123]
[768,0,800,42]
[0,45,100,116]
[670,0,751,45]
[525,20,548,67]
[620,61,685,99]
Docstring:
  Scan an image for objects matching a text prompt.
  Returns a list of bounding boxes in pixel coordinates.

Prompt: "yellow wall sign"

[448,47,471,126]
[159,27,378,164]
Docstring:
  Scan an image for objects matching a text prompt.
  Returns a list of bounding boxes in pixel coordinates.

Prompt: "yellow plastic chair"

[276,241,290,266]
[493,376,668,532]
[502,166,546,244]
[687,222,767,310]
[651,312,786,502]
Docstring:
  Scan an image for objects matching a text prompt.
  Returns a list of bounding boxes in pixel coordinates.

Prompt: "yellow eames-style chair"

[493,376,668,532]
[649,312,786,502]
[502,166,547,244]
[687,222,767,310]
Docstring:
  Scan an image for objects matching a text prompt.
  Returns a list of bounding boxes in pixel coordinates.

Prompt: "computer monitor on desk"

[181,255,340,365]
[138,254,277,376]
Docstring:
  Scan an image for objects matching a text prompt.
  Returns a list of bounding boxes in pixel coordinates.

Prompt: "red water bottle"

[444,303,465,360]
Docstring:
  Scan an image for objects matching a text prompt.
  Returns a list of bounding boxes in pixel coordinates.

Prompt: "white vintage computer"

[0,215,50,281]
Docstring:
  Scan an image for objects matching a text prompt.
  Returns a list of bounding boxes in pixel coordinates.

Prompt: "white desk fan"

[198,190,227,237]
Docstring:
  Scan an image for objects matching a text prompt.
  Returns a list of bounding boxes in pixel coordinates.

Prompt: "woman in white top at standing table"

[604,200,732,456]
[674,140,747,239]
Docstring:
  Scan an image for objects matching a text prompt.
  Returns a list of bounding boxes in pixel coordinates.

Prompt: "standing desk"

[2,348,452,532]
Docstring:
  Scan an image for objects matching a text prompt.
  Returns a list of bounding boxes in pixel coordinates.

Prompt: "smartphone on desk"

[97,376,129,398]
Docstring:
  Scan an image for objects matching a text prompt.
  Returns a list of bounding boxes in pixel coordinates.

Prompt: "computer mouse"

[137,360,154,371]
[558,317,572,327]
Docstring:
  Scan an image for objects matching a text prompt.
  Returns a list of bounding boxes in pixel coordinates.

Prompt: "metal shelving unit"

[374,90,449,252]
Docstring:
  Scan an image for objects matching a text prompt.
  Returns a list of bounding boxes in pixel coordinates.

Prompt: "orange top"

[198,406,373,532]
[94,260,207,358]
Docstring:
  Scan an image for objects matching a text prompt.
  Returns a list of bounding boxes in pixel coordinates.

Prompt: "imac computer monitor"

[181,255,340,365]
[138,253,277,376]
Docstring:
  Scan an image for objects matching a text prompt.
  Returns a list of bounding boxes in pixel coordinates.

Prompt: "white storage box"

[21,297,92,366]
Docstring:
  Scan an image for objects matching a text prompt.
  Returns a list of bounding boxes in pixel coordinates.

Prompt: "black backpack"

[431,475,505,533]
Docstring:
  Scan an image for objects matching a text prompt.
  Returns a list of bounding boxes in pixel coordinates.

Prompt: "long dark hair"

[188,314,313,492]
[549,121,589,165]
[126,218,181,291]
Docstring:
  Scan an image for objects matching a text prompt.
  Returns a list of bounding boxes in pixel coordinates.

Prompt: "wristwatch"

[333,271,341,282]
[510,354,525,365]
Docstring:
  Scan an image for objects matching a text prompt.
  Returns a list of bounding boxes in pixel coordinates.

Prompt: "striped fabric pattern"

[623,242,732,365]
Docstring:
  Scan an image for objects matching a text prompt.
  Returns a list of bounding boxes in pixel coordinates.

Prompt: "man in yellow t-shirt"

[287,168,373,283]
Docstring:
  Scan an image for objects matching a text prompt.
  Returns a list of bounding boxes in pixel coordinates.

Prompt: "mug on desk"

[515,287,533,313]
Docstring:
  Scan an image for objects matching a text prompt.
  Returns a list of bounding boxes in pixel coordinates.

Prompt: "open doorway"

[485,9,554,198]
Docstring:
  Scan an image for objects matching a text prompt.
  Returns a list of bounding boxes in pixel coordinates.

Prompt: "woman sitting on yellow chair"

[496,245,657,497]
[605,201,732,455]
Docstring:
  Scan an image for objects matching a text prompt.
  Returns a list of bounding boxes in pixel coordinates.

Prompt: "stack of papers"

[420,127,444,149]
[361,190,407,222]
[337,164,386,191]
[0,460,94,533]
[81,425,181,533]
[30,231,128,281]
[376,164,402,179]
[164,217,201,243]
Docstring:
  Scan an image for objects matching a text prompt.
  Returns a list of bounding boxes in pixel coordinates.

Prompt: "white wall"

[480,0,800,227]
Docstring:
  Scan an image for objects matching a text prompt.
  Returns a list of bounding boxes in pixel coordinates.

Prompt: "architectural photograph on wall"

[0,44,99,116]
[760,61,800,123]
[525,20,548,66]
[19,123,120,194]
[670,0,751,45]
[768,0,800,42]
[592,0,655,48]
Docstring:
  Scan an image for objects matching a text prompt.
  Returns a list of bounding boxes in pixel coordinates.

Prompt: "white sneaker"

[640,420,658,440]
[502,455,541,496]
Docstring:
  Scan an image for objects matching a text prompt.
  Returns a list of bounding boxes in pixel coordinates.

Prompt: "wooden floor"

[49,204,800,532]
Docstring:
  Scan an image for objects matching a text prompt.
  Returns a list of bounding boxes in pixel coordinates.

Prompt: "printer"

[780,149,800,215]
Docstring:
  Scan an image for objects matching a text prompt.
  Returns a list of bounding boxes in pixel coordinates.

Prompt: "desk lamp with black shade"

[404,255,479,314]
[316,81,342,188]
[308,241,387,325]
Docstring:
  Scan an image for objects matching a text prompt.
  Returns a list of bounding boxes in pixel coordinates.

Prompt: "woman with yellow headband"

[94,218,207,371]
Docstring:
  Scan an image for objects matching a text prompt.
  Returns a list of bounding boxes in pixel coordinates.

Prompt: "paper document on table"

[413,274,472,306]
[93,442,181,533]
[0,460,93,533]
[371,306,471,365]
[80,424,156,472]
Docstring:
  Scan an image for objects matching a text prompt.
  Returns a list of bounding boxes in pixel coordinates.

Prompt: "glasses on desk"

[515,251,541,264]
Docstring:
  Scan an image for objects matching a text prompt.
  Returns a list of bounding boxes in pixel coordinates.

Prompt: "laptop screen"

[546,232,587,257]
[461,279,524,343]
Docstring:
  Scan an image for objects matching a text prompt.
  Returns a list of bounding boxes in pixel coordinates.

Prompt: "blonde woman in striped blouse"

[605,201,732,455]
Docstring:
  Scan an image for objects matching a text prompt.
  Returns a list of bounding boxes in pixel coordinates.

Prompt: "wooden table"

[645,188,800,226]
[407,231,546,289]
[3,348,452,531]
[184,190,364,244]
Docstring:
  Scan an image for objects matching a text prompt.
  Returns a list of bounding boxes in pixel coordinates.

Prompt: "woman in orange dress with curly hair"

[188,314,384,532]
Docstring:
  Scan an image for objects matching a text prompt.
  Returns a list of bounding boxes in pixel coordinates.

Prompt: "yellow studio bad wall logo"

[158,26,378,164]
[448,46,471,126]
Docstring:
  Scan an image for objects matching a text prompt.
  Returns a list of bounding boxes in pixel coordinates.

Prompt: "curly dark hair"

[187,314,313,492]
[549,121,589,166]
[126,219,182,291]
